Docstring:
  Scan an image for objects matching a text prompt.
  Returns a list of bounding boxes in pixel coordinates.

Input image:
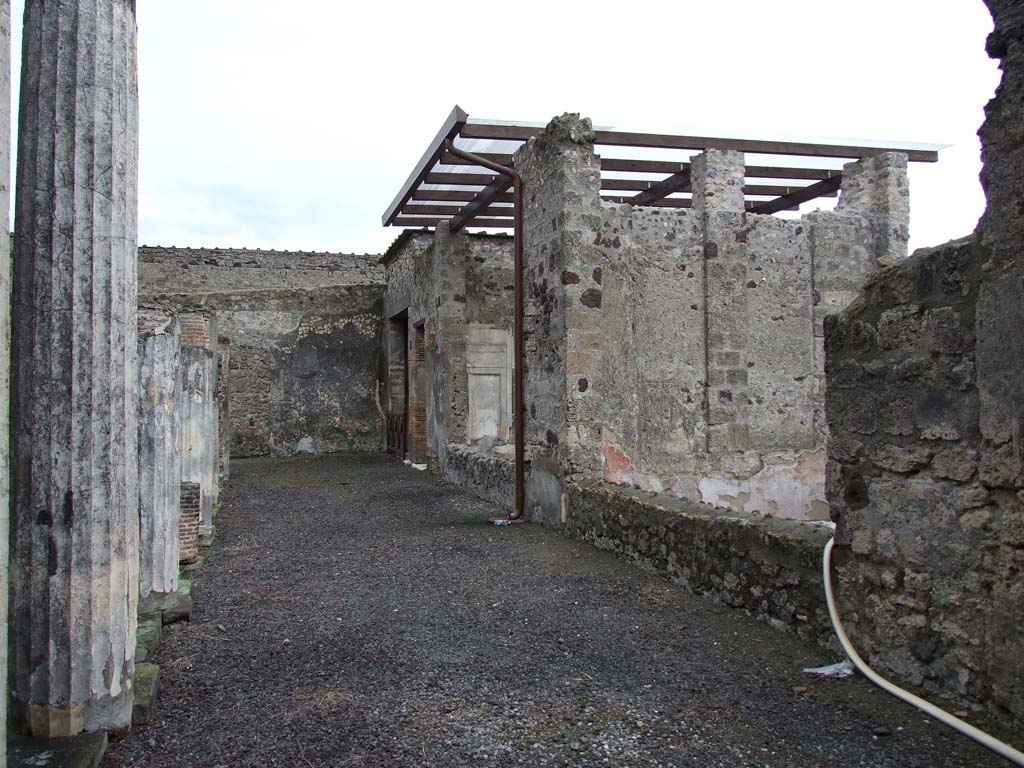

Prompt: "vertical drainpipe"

[443,139,525,520]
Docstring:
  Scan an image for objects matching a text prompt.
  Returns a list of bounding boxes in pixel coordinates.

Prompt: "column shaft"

[10,0,139,737]
[0,0,12,761]
[138,311,182,608]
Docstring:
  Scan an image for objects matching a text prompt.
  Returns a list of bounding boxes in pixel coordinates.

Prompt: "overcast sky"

[10,1,1002,256]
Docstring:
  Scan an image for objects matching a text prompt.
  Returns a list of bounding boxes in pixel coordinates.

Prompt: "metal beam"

[602,166,840,187]
[746,165,837,181]
[394,216,514,229]
[447,174,515,232]
[424,172,498,186]
[630,168,691,206]
[602,196,800,212]
[412,190,515,203]
[382,105,468,226]
[748,175,844,215]
[461,121,940,162]
[440,150,516,167]
[403,203,513,218]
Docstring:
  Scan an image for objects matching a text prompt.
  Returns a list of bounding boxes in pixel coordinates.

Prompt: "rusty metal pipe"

[444,139,525,520]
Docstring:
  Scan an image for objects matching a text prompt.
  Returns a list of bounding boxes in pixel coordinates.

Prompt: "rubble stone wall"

[516,114,907,525]
[826,0,1024,725]
[139,246,381,292]
[383,230,514,469]
[443,444,515,511]
[567,481,834,644]
[140,248,385,457]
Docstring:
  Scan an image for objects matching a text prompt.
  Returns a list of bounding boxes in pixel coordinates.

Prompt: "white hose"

[822,537,1024,766]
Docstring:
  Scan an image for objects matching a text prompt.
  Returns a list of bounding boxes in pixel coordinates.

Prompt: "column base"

[11,685,133,739]
[139,582,193,624]
[198,525,215,547]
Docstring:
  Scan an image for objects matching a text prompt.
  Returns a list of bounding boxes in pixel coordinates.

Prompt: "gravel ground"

[104,454,1019,768]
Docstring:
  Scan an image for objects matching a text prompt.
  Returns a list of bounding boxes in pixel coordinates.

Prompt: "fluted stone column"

[138,311,182,612]
[0,0,12,761]
[178,313,219,540]
[10,0,139,737]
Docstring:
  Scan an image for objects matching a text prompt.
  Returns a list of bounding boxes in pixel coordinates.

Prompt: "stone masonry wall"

[516,114,907,525]
[383,230,514,469]
[517,115,602,526]
[567,482,834,645]
[825,237,1020,720]
[825,0,1024,726]
[141,248,385,457]
[139,246,381,293]
[443,444,515,512]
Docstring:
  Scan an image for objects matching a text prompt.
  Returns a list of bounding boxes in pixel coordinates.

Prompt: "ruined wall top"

[139,245,384,296]
[979,0,1024,268]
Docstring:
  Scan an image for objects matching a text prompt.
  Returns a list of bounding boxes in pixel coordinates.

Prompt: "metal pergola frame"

[380,106,943,523]
[382,105,941,231]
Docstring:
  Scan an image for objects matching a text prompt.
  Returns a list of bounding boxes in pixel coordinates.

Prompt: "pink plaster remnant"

[602,440,635,485]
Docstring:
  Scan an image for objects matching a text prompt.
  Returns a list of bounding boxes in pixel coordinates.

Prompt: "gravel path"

[104,454,1018,767]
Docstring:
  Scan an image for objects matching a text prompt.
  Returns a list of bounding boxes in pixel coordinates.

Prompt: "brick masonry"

[179,482,201,564]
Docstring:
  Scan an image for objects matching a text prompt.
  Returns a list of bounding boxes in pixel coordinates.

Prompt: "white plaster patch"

[697,449,827,520]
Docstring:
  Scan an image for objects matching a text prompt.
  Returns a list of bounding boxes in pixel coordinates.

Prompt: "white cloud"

[10,0,1000,255]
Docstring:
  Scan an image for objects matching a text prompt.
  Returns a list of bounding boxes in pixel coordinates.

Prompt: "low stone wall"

[566,481,835,645]
[826,235,1024,722]
[443,444,514,512]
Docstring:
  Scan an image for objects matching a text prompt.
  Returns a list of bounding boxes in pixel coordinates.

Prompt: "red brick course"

[179,482,201,564]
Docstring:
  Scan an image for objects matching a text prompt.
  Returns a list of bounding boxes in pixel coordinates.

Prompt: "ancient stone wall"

[516,115,602,526]
[140,247,385,457]
[443,444,515,511]
[567,482,834,644]
[825,0,1024,725]
[515,114,907,525]
[139,246,381,292]
[383,229,514,469]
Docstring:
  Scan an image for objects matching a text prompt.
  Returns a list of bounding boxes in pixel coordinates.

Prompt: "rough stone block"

[870,444,932,474]
[933,447,979,482]
[180,553,205,575]
[134,613,162,664]
[131,664,160,726]
[160,581,193,625]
